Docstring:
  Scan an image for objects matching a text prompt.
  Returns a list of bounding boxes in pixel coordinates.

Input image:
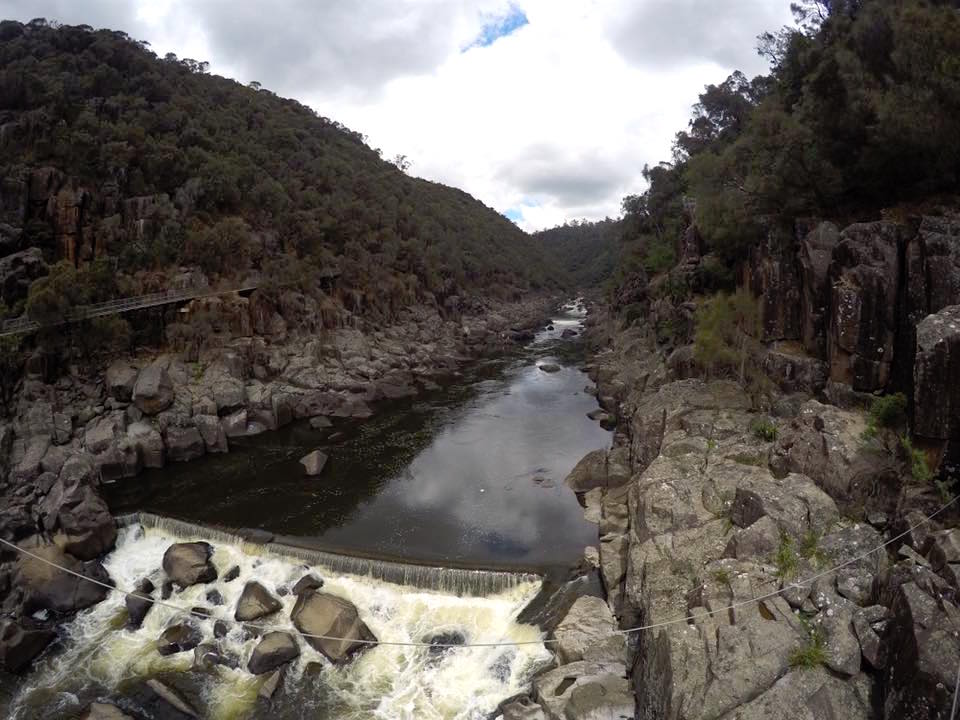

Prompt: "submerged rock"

[235,581,282,621]
[291,590,377,664]
[162,542,217,587]
[248,631,300,675]
[145,679,199,718]
[538,363,561,373]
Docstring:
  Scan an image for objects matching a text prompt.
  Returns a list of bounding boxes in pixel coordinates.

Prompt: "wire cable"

[0,493,956,648]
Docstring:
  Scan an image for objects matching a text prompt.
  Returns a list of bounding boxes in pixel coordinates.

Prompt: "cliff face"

[566,307,959,720]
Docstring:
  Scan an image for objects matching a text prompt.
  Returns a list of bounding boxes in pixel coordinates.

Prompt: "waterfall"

[116,512,541,597]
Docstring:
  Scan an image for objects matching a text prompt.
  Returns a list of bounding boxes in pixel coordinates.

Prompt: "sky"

[0,0,793,231]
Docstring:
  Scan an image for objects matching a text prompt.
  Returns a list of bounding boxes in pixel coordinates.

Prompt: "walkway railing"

[0,281,259,337]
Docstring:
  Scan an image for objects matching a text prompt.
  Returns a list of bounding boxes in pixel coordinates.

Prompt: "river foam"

[9,522,552,720]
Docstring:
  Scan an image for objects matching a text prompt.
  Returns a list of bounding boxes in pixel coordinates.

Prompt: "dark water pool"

[104,303,608,572]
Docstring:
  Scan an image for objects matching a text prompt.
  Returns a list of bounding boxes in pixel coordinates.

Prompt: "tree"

[392,154,411,173]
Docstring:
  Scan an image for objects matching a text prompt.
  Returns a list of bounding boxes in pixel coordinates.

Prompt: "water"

[3,300,609,719]
[7,523,552,720]
[105,299,608,573]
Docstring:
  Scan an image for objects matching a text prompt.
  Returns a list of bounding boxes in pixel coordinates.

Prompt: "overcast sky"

[1,0,793,231]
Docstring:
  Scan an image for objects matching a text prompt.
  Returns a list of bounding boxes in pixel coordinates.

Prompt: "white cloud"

[0,0,793,230]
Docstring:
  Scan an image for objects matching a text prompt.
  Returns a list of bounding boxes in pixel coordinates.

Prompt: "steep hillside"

[533,219,618,290]
[0,19,559,331]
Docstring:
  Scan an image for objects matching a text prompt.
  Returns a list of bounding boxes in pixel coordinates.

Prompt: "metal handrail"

[0,281,259,337]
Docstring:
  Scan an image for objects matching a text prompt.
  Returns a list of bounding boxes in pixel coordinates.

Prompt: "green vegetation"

[862,393,908,442]
[611,0,960,315]
[790,626,828,670]
[0,18,560,342]
[901,435,932,484]
[693,289,773,405]
[774,533,799,579]
[712,568,733,587]
[799,529,828,567]
[750,417,779,442]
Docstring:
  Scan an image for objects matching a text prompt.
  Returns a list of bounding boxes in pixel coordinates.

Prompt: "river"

[3,299,610,720]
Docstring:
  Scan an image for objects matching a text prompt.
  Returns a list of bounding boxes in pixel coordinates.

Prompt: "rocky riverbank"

[0,292,555,678]
[500,292,960,720]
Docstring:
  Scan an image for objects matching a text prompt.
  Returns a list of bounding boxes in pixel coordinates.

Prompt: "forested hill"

[0,18,561,326]
[614,0,960,295]
[533,219,619,290]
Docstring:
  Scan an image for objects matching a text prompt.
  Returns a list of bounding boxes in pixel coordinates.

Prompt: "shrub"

[901,435,932,484]
[790,628,828,670]
[643,236,676,274]
[862,392,908,441]
[774,533,799,579]
[751,417,778,442]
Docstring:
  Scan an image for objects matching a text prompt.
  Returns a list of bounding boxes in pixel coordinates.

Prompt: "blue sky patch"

[465,5,529,51]
[504,208,523,222]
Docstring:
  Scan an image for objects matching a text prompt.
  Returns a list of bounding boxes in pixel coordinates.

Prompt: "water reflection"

[106,302,609,571]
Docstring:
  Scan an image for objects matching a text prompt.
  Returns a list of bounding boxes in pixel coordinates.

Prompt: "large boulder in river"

[564,449,607,492]
[291,590,376,664]
[125,578,155,629]
[162,542,217,587]
[235,581,282,621]
[157,622,202,656]
[299,450,328,476]
[0,620,55,673]
[248,631,300,675]
[16,543,110,613]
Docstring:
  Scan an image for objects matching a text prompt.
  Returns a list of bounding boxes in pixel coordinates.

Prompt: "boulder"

[106,360,139,402]
[564,449,607,492]
[165,426,204,462]
[0,620,55,673]
[883,581,960,720]
[157,622,202,656]
[127,421,165,468]
[299,450,328,476]
[221,409,248,438]
[292,574,324,595]
[40,474,116,560]
[83,413,127,455]
[133,363,174,415]
[248,631,300,675]
[815,604,861,676]
[291,590,376,664]
[769,400,898,516]
[126,578,155,630]
[0,247,46,306]
[538,363,561,373]
[162,542,217,587]
[145,679,198,718]
[500,697,547,720]
[927,529,960,571]
[194,414,228,453]
[80,703,134,720]
[720,668,871,720]
[16,543,110,613]
[235,581,282,621]
[553,595,626,665]
[533,661,633,720]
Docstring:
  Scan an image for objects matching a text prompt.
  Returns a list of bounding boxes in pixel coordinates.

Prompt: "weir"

[116,512,542,597]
